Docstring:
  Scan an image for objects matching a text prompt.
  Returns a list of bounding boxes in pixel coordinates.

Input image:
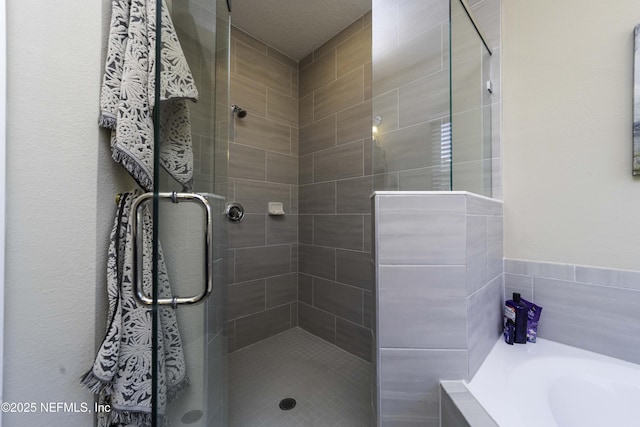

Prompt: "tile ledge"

[370,190,503,203]
[506,258,640,275]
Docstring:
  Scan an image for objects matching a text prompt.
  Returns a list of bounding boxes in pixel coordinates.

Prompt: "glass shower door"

[146,0,230,425]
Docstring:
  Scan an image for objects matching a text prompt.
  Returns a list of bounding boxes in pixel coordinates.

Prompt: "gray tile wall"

[228,16,373,359]
[505,259,640,365]
[227,27,299,351]
[298,12,374,361]
[374,192,503,427]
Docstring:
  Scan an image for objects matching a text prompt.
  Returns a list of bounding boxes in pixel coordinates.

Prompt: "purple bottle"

[504,292,528,344]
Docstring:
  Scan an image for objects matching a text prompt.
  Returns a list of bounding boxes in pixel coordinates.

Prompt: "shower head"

[231,104,247,119]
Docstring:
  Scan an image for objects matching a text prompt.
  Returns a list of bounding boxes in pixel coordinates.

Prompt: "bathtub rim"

[440,380,498,427]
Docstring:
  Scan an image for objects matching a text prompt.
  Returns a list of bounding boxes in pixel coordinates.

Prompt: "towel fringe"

[80,370,113,395]
[98,114,117,129]
[166,376,190,403]
[111,148,153,191]
[109,409,156,426]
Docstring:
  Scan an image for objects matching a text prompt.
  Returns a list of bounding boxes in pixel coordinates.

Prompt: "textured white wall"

[4,0,133,425]
[0,1,5,425]
[503,0,640,270]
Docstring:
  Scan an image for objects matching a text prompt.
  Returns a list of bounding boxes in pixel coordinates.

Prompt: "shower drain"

[279,397,297,410]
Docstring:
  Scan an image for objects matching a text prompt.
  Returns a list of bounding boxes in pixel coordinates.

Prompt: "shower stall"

[134,0,500,425]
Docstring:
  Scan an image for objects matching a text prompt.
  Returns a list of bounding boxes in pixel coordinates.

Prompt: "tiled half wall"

[373,191,504,427]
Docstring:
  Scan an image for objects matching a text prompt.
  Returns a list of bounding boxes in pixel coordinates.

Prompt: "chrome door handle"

[131,192,213,307]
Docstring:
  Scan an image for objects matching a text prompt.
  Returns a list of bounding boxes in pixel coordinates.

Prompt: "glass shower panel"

[151,0,230,426]
[450,0,493,196]
[371,0,451,191]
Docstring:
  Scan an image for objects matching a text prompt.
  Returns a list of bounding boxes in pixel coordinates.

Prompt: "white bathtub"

[465,338,640,427]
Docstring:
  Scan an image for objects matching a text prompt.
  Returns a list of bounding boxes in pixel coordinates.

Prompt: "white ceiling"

[230,0,371,61]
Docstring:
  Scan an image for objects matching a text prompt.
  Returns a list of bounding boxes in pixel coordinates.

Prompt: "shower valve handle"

[225,202,245,222]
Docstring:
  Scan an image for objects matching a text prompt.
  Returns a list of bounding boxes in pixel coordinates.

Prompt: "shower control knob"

[225,202,245,222]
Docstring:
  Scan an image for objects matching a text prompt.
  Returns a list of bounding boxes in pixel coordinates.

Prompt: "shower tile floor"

[229,327,372,426]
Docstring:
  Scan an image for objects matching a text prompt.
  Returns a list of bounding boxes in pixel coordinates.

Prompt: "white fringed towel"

[99,0,198,191]
[82,191,188,426]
